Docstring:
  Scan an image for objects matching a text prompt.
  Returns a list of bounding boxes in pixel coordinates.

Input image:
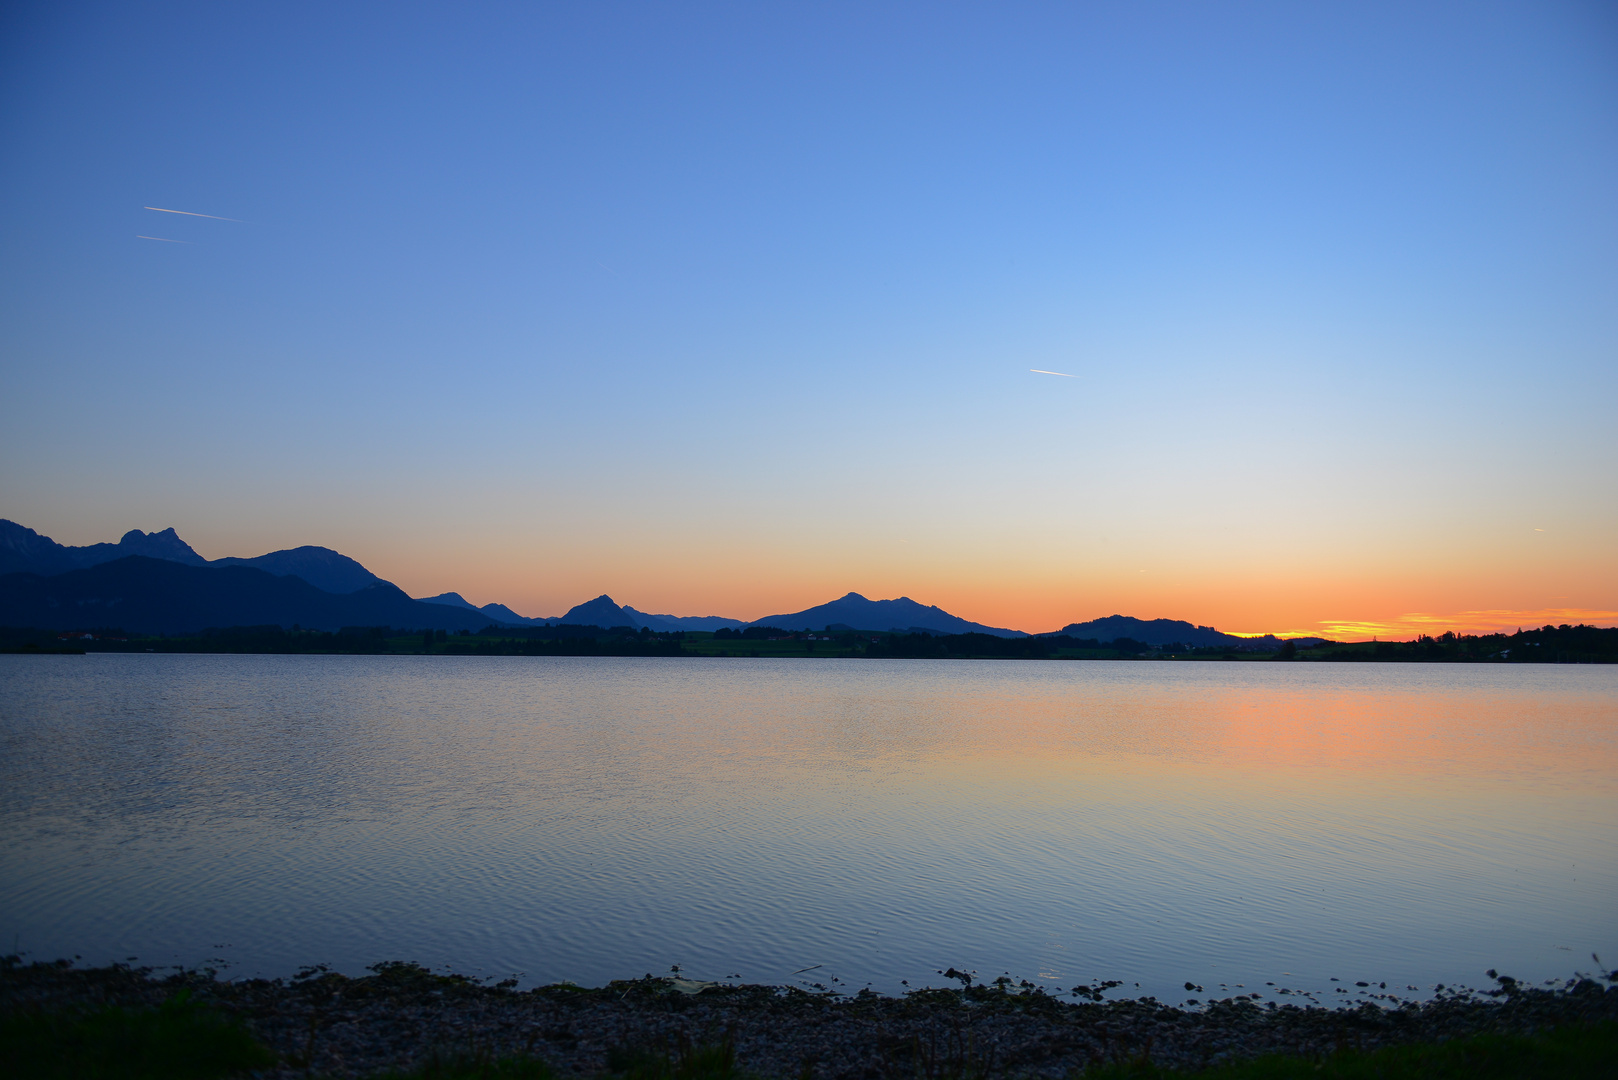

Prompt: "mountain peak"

[121,526,183,543]
[749,592,1025,637]
[559,594,632,628]
[211,545,381,594]
[419,591,481,612]
[109,527,207,565]
[0,520,202,574]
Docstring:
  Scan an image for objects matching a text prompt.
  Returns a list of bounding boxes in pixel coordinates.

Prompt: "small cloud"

[136,235,190,243]
[1030,369,1076,377]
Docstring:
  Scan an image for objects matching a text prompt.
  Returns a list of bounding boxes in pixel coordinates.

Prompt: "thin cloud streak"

[143,206,243,222]
[136,235,191,243]
[1029,369,1076,377]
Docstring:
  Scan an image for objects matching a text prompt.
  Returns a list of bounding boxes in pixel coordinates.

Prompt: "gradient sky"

[2,1,1615,637]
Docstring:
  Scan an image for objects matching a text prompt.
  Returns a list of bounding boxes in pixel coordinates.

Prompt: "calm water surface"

[2,655,1613,1003]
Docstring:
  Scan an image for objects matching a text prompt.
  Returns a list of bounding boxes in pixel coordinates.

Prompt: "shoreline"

[6,621,1616,663]
[6,956,1615,1078]
[7,647,1615,664]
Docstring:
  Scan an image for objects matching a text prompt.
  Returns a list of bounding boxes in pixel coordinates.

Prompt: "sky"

[2,0,1615,638]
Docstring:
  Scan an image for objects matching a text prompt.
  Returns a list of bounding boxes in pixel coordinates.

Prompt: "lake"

[1,654,1613,1004]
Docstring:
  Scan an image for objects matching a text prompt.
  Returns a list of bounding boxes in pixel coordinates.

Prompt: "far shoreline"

[4,621,1614,663]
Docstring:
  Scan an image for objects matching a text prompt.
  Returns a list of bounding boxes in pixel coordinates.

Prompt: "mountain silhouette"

[0,520,206,575]
[559,594,637,629]
[0,556,502,635]
[621,606,745,632]
[431,593,744,631]
[1,520,384,596]
[747,592,1026,637]
[479,601,552,626]
[1,521,1326,646]
[211,546,380,594]
[419,591,482,612]
[1050,615,1323,649]
[420,592,553,626]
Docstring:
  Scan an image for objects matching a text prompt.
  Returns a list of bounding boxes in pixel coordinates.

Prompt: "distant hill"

[747,592,1026,638]
[1050,616,1231,647]
[1049,615,1325,650]
[420,593,737,631]
[480,602,554,626]
[420,591,482,612]
[435,594,745,631]
[211,546,380,594]
[0,556,502,635]
[621,605,745,632]
[420,592,554,627]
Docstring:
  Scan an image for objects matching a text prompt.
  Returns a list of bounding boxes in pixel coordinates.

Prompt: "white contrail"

[1030,368,1076,377]
[143,206,243,222]
[137,235,191,243]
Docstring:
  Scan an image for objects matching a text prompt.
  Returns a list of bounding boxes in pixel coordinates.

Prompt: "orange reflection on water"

[827,665,1618,793]
[1196,685,1616,782]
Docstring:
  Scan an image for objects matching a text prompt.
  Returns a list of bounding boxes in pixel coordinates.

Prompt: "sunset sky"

[3,1,1614,638]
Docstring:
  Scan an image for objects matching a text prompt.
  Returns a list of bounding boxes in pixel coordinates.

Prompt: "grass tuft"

[606,1034,746,1080]
[0,989,273,1080]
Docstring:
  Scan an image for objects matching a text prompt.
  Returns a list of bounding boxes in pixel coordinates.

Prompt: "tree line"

[4,621,1613,661]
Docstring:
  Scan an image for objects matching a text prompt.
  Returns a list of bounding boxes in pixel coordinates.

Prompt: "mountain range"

[0,556,500,635]
[414,591,746,632]
[0,520,493,634]
[0,519,1319,645]
[0,521,381,595]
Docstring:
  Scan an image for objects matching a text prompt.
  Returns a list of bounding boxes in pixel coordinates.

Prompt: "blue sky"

[3,1,1615,633]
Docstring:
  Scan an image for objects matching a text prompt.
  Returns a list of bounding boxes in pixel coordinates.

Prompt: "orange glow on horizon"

[102,514,1614,645]
[384,543,1618,643]
[1303,608,1618,641]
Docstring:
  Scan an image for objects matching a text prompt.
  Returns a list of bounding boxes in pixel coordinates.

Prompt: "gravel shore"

[5,957,1616,1078]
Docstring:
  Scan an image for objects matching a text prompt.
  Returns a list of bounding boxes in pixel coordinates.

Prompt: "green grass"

[0,990,273,1080]
[1081,1021,1617,1079]
[606,1037,748,1080]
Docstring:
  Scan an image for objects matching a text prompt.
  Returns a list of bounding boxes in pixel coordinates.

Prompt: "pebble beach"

[6,957,1616,1078]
